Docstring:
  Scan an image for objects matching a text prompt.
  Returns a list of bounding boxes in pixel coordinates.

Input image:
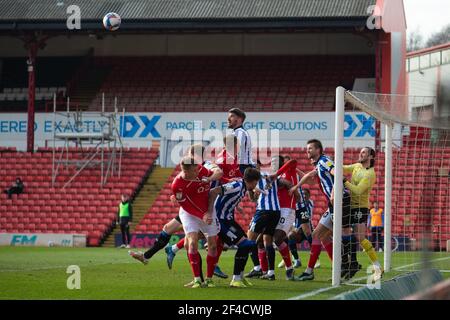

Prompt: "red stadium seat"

[0,148,159,244]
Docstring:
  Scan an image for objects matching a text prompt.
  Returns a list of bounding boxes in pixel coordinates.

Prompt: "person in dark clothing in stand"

[117,194,133,248]
[4,178,24,199]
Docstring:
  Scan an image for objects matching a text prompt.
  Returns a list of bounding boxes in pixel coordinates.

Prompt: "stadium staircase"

[102,165,174,247]
[0,147,159,246]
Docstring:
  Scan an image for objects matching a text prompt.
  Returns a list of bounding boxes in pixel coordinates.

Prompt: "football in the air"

[103,12,121,31]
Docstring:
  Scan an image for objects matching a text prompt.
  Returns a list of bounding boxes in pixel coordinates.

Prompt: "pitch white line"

[343,283,367,287]
[287,275,368,300]
[394,256,450,271]
[287,256,450,300]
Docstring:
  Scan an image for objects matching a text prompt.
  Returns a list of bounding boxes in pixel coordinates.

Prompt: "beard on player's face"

[227,115,235,128]
[307,147,318,160]
[359,149,370,164]
[227,114,242,129]
[245,180,258,191]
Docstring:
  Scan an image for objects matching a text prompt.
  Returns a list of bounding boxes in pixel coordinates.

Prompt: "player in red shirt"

[129,145,223,285]
[216,134,243,183]
[171,156,220,288]
[166,136,242,278]
[275,157,301,279]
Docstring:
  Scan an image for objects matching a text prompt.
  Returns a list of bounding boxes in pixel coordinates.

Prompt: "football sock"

[216,238,224,266]
[361,238,380,266]
[258,248,268,273]
[265,245,276,271]
[235,240,254,275]
[249,244,260,268]
[350,235,358,265]
[307,239,322,270]
[288,239,299,260]
[322,239,333,261]
[198,252,204,282]
[172,238,185,253]
[277,241,292,269]
[206,253,217,279]
[144,230,171,259]
[341,235,351,267]
[188,250,201,278]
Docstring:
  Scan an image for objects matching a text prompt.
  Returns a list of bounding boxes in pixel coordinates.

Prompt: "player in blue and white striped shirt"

[255,172,281,212]
[292,139,351,281]
[214,180,247,221]
[207,168,261,288]
[227,108,256,174]
[245,171,282,281]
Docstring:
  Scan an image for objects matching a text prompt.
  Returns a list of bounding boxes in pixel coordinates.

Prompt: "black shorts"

[350,208,370,225]
[328,193,352,228]
[249,210,280,236]
[174,215,182,224]
[295,208,311,228]
[119,217,131,225]
[219,220,247,246]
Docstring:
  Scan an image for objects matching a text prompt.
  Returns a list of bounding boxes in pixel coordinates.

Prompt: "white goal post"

[333,86,449,287]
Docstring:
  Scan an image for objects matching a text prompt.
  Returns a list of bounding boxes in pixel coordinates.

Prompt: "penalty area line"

[286,275,368,300]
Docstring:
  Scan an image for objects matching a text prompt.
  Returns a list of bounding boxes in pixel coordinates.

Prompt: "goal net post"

[333,86,450,287]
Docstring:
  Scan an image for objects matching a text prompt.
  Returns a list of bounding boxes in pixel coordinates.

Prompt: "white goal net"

[332,87,450,287]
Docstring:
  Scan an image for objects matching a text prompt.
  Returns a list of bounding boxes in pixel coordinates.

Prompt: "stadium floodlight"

[333,86,449,287]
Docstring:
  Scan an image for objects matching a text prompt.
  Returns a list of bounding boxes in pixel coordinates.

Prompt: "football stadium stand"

[0,55,374,113]
[0,147,159,246]
[88,55,374,112]
[0,57,81,112]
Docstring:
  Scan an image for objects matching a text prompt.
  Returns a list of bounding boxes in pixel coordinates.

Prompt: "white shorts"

[276,208,296,234]
[319,209,333,231]
[178,207,220,238]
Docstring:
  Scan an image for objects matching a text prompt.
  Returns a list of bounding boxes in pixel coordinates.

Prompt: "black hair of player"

[365,147,376,168]
[228,107,246,122]
[307,139,323,154]
[244,167,261,182]
[276,155,285,168]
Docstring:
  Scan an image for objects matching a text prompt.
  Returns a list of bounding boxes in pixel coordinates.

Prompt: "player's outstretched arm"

[298,170,317,187]
[276,159,298,176]
[205,186,223,223]
[343,164,355,175]
[296,168,306,177]
[289,170,316,195]
[344,176,371,195]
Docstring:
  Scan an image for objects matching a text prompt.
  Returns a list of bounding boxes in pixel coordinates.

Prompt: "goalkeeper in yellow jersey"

[342,147,383,281]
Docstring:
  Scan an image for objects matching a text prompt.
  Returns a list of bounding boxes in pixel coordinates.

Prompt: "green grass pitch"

[0,247,448,300]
